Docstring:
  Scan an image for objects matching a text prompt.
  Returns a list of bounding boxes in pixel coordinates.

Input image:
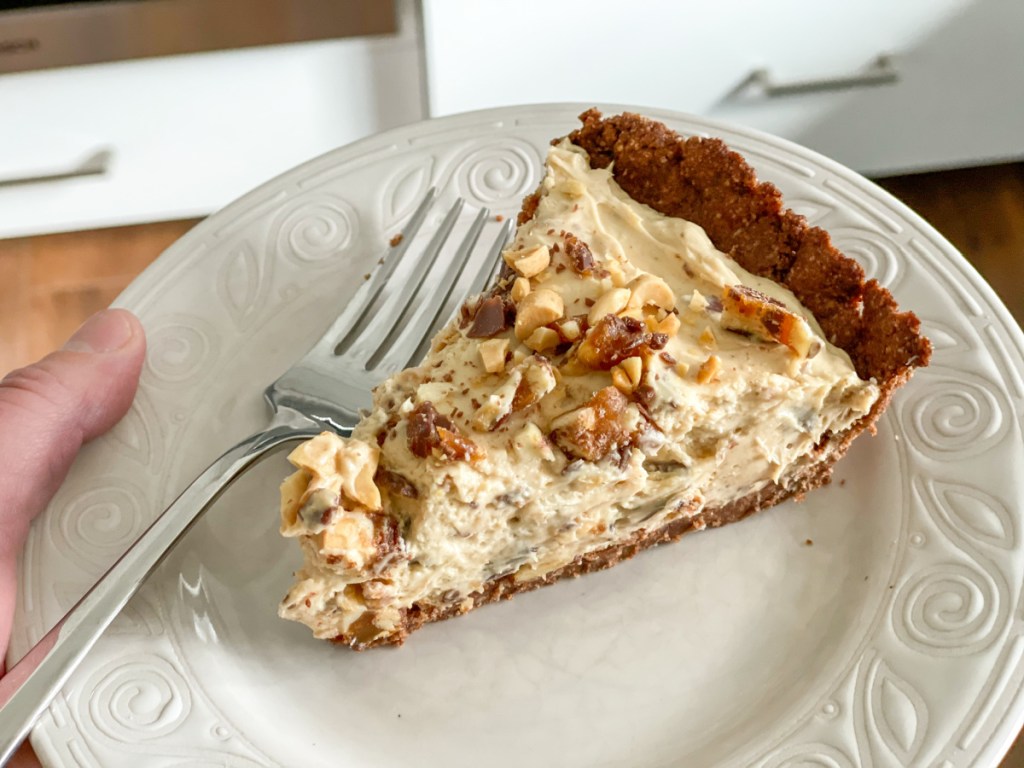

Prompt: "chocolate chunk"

[467,296,510,338]
[564,233,595,275]
[633,383,656,409]
[371,513,403,560]
[407,401,483,462]
[375,467,419,499]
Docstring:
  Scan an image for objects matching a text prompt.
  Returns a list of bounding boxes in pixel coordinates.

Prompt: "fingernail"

[63,310,135,353]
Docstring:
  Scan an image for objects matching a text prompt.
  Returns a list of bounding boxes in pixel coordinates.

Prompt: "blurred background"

[1,0,1022,373]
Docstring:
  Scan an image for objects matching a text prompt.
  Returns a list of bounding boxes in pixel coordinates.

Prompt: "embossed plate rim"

[11,103,1024,768]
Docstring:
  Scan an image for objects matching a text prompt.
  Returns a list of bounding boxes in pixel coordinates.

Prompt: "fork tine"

[339,197,465,359]
[464,217,513,298]
[403,216,513,368]
[333,188,438,355]
[367,204,490,371]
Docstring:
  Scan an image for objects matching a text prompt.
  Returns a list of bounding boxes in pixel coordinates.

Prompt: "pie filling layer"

[278,139,879,646]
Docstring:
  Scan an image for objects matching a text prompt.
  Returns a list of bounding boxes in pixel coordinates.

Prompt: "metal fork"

[0,190,513,761]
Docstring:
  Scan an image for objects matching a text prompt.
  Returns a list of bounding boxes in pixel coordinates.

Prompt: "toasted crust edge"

[343,446,843,649]
[566,108,932,383]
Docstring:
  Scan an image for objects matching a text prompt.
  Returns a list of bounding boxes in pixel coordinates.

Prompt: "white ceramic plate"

[10,105,1024,767]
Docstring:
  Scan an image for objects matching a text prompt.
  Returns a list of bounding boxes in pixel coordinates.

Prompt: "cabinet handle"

[0,148,112,188]
[746,55,898,97]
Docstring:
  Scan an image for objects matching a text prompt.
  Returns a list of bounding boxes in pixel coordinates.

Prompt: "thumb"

[0,309,146,560]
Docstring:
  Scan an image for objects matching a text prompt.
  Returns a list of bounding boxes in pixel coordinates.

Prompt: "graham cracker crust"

[351,454,838,649]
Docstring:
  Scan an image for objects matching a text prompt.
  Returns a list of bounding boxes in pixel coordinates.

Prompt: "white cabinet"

[421,0,1024,176]
[0,0,425,240]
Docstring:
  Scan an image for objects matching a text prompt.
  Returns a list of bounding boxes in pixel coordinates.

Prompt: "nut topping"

[575,314,668,370]
[407,401,484,462]
[652,312,681,337]
[697,355,721,384]
[472,356,556,431]
[626,274,675,312]
[559,319,582,341]
[503,244,551,278]
[587,287,631,325]
[550,386,637,461]
[510,277,531,302]
[479,338,510,373]
[720,285,814,357]
[524,326,560,352]
[514,288,564,341]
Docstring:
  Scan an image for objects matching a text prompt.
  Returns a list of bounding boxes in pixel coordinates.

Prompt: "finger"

[0,309,146,559]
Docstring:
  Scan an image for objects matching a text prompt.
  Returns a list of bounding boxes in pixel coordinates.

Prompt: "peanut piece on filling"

[654,312,681,337]
[514,288,564,340]
[620,356,643,387]
[626,274,675,311]
[510,276,531,302]
[587,287,631,325]
[604,258,628,287]
[525,326,560,352]
[611,366,634,393]
[611,355,644,394]
[479,338,509,374]
[559,319,581,341]
[558,179,586,199]
[697,355,721,383]
[503,244,550,278]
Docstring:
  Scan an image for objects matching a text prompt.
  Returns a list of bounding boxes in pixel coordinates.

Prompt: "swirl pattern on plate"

[12,105,1024,768]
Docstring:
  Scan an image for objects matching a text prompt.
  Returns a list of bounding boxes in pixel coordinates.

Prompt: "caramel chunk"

[564,233,595,275]
[575,315,668,370]
[551,386,636,462]
[407,402,484,462]
[467,296,514,339]
[375,467,419,499]
[720,285,813,356]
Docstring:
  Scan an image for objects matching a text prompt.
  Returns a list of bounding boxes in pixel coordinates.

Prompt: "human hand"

[0,309,146,670]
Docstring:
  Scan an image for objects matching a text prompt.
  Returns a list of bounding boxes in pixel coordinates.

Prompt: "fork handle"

[0,420,320,762]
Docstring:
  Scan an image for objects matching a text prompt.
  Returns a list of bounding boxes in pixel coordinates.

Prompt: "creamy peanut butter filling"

[278,140,879,645]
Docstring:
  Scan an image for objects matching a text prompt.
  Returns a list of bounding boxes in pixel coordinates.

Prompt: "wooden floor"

[1,164,1023,767]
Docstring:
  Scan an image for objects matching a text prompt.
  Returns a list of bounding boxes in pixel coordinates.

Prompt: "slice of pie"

[277,109,931,649]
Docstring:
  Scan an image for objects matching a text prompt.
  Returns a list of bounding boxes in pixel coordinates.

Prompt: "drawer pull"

[0,148,112,188]
[747,55,898,97]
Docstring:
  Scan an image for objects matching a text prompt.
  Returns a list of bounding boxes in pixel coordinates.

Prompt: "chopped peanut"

[510,277,531,302]
[525,326,560,352]
[654,312,681,337]
[697,355,721,383]
[604,258,628,287]
[559,319,581,341]
[626,274,675,311]
[479,338,509,374]
[620,356,643,387]
[611,365,635,393]
[514,288,564,340]
[587,287,631,325]
[503,245,551,278]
